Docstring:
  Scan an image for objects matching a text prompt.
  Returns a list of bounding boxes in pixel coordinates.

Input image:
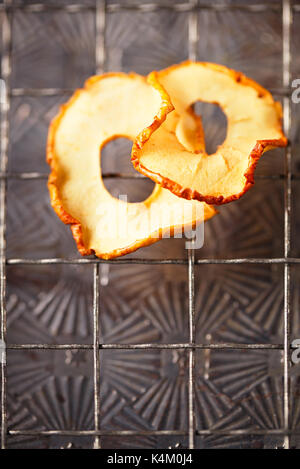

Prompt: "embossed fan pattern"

[0,0,299,449]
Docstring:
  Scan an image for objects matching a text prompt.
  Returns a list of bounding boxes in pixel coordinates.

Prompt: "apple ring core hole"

[193,102,228,155]
[101,137,156,203]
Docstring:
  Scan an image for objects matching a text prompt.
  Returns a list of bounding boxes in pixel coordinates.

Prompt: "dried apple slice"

[132,62,288,205]
[47,73,216,259]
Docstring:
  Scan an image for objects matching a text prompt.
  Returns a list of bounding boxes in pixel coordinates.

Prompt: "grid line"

[282,0,293,451]
[187,0,198,450]
[188,248,196,450]
[1,2,300,14]
[7,429,300,437]
[92,0,107,451]
[5,343,284,351]
[93,264,101,449]
[9,86,293,97]
[1,0,298,450]
[0,171,296,180]
[5,257,300,265]
[0,0,12,451]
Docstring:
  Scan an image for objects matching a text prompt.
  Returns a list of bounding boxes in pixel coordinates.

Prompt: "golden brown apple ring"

[132,62,288,205]
[47,73,216,259]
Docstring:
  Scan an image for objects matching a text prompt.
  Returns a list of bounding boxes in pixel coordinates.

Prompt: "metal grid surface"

[0,0,298,450]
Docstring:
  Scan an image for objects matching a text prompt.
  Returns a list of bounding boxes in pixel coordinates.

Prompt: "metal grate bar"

[0,171,294,181]
[92,263,101,449]
[106,3,286,13]
[187,0,198,450]
[95,0,106,76]
[11,88,74,97]
[6,343,284,351]
[6,257,300,266]
[10,86,292,97]
[2,2,298,14]
[0,171,147,180]
[282,0,293,451]
[4,171,300,182]
[0,0,12,451]
[188,247,196,449]
[91,0,107,451]
[7,428,300,437]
